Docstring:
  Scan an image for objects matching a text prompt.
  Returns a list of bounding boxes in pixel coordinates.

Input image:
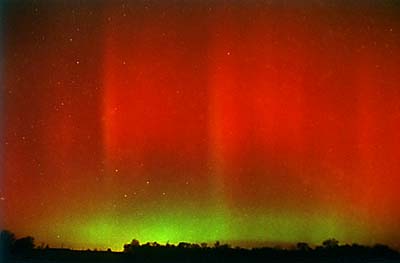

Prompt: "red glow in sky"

[1,0,400,250]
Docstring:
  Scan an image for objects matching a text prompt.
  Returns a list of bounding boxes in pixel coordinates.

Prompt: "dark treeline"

[1,230,400,263]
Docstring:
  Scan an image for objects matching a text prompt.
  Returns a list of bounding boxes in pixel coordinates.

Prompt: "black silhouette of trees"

[296,242,311,251]
[322,238,339,248]
[2,229,400,263]
[178,242,190,249]
[13,236,35,254]
[0,230,15,250]
[123,238,140,253]
[1,230,16,258]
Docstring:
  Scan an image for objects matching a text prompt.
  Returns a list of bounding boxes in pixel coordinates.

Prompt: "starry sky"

[1,0,400,251]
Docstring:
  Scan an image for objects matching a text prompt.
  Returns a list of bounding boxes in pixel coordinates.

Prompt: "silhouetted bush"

[0,230,16,259]
[123,239,140,253]
[296,242,311,251]
[3,230,400,263]
[12,236,35,254]
[322,238,339,248]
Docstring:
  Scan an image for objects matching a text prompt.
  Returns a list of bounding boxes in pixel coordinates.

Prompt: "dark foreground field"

[2,231,400,263]
[4,244,400,263]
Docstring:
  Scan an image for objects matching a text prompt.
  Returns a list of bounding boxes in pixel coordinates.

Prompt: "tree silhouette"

[12,236,35,254]
[178,242,190,249]
[2,230,400,263]
[123,238,140,253]
[296,242,311,251]
[322,238,339,248]
[0,230,15,249]
[1,230,16,258]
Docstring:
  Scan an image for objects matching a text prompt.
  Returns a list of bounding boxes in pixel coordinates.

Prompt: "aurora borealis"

[1,0,400,251]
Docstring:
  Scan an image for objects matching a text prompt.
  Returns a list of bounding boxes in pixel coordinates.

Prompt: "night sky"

[1,0,400,251]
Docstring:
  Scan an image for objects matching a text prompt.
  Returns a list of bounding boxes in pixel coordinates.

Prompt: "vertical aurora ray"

[100,2,232,247]
[2,0,400,251]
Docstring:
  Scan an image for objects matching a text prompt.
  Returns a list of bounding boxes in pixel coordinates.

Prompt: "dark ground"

[4,245,400,263]
[2,231,400,263]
